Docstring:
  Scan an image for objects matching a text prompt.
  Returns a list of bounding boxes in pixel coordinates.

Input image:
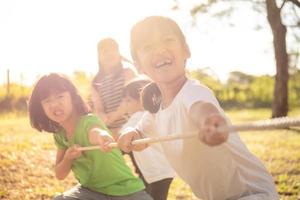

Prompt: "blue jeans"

[53,184,153,200]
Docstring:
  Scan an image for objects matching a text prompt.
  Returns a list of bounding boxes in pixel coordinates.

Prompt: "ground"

[0,109,299,200]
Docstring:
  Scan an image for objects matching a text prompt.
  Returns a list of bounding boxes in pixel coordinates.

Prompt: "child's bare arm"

[54,146,81,180]
[88,127,115,152]
[189,101,229,146]
[117,129,148,153]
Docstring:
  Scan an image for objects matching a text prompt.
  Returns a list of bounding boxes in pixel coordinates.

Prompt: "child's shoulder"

[182,79,213,95]
[79,113,109,131]
[82,113,97,119]
[80,113,102,125]
[178,79,218,108]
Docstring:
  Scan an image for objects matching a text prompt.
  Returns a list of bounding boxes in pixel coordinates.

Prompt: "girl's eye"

[41,98,52,107]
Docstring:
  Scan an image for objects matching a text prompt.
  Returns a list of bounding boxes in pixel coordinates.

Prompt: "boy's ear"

[184,43,191,59]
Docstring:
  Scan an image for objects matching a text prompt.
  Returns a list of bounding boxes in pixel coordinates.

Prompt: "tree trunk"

[266,0,289,118]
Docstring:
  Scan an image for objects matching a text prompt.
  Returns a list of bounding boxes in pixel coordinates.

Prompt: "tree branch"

[280,0,288,11]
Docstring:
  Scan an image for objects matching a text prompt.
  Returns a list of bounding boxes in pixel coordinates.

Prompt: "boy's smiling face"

[135,26,190,85]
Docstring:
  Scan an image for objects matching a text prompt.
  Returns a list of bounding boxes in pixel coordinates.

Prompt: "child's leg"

[110,190,153,200]
[52,184,107,200]
[147,178,173,200]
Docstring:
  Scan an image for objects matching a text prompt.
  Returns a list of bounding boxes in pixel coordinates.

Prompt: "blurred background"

[0,0,299,199]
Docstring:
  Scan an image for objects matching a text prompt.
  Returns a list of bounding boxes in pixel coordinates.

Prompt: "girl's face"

[135,28,190,85]
[98,45,122,73]
[41,90,75,125]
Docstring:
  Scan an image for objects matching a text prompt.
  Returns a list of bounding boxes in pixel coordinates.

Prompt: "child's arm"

[189,101,229,146]
[54,145,82,180]
[88,127,115,152]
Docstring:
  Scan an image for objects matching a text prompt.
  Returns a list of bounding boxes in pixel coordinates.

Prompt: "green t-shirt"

[53,114,144,196]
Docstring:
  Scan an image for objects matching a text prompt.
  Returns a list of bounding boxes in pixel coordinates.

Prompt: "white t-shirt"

[137,79,279,200]
[121,111,175,184]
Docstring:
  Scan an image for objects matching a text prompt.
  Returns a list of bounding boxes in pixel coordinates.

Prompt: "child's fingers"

[101,140,114,152]
[120,141,133,153]
[117,132,135,153]
[73,144,82,150]
[199,114,229,146]
[65,145,82,160]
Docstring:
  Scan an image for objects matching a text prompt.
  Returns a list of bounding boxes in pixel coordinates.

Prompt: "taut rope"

[79,116,300,151]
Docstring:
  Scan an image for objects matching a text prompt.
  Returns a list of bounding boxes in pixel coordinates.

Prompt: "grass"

[0,108,299,200]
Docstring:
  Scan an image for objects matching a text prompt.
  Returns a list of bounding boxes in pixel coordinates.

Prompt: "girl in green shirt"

[28,73,152,200]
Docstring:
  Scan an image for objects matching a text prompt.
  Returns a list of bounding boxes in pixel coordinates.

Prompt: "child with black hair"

[117,16,279,200]
[29,73,152,200]
[120,79,175,200]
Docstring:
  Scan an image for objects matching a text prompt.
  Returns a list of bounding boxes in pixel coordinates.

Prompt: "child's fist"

[117,131,136,153]
[65,145,82,161]
[98,133,115,152]
[118,129,146,153]
[198,114,229,146]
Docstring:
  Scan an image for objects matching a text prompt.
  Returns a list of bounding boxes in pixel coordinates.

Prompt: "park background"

[0,0,300,199]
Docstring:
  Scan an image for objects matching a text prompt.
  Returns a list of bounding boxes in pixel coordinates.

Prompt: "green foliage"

[0,83,31,113]
[71,70,93,101]
[0,71,94,113]
[1,69,300,113]
[249,75,274,107]
[189,69,300,109]
[289,69,300,108]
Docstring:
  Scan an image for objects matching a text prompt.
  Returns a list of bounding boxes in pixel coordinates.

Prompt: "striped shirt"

[93,70,127,129]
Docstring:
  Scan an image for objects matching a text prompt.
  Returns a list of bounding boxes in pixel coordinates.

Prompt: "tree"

[175,0,300,117]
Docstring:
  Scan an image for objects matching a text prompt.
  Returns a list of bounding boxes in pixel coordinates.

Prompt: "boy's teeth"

[156,59,171,67]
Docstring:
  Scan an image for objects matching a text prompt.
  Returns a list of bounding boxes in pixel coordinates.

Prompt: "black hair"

[28,73,91,133]
[141,82,162,114]
[123,79,150,100]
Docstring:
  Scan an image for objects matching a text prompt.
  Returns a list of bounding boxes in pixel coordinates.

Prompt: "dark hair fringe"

[123,79,150,100]
[141,82,162,113]
[28,73,91,133]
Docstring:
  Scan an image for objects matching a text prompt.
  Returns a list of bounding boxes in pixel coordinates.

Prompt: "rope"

[79,116,300,151]
[217,116,300,132]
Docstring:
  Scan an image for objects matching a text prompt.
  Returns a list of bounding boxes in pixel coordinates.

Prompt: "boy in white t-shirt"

[120,79,175,200]
[117,16,279,200]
